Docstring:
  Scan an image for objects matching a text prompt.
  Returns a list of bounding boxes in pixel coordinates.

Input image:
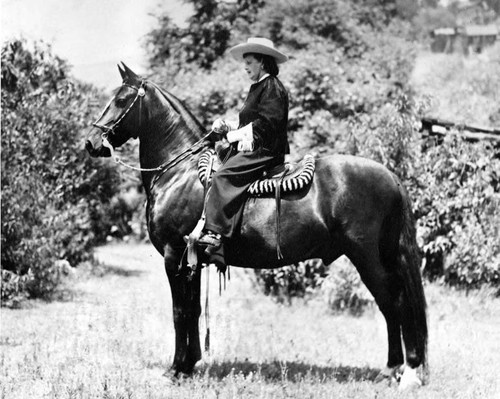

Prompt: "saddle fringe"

[198,149,315,196]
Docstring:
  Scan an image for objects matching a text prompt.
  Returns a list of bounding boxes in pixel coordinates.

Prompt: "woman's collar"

[258,73,270,82]
[251,73,270,85]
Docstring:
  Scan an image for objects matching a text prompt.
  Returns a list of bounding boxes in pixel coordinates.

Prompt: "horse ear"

[120,62,139,80]
[118,63,127,80]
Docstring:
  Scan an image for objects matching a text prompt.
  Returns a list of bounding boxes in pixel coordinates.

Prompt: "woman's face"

[243,54,264,82]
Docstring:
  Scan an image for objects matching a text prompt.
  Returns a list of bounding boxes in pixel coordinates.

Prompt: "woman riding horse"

[85,59,428,389]
[198,38,290,268]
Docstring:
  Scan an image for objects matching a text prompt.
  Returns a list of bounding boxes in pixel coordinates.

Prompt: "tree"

[146,0,263,71]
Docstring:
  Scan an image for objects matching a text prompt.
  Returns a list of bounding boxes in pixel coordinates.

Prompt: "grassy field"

[1,242,499,399]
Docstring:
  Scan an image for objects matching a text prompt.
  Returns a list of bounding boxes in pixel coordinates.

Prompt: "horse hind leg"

[396,254,428,390]
[346,243,405,381]
[392,187,429,390]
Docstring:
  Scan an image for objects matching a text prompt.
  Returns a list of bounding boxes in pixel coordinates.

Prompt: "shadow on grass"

[196,360,381,383]
[91,264,145,278]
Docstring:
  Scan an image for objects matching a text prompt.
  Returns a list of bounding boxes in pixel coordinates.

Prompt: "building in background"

[431,0,499,53]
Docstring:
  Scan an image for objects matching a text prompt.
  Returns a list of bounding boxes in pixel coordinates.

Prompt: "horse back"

[227,154,402,268]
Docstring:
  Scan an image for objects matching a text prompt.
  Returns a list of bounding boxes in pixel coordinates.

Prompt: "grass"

[1,243,499,398]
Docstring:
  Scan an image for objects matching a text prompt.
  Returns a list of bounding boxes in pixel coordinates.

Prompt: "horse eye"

[115,97,128,107]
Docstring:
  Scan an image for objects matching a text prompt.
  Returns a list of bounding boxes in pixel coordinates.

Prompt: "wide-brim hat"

[229,37,288,64]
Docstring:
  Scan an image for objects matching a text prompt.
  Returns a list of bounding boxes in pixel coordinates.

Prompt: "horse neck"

[138,86,205,191]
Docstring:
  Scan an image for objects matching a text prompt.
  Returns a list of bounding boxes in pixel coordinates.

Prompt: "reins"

[101,132,210,175]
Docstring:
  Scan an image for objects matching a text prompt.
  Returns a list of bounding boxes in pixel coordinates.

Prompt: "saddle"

[189,149,315,265]
[197,149,315,195]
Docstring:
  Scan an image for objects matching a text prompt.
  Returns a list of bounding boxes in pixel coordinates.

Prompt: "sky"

[1,0,192,91]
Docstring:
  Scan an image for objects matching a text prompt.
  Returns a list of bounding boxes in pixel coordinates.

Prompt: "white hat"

[229,37,288,64]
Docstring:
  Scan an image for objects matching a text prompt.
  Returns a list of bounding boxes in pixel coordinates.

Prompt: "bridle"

[92,80,211,176]
[93,81,146,137]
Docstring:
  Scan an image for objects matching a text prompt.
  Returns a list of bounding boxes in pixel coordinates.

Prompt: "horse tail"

[396,181,428,371]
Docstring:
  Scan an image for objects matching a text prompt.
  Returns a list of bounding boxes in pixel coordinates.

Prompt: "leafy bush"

[95,188,148,242]
[410,44,500,293]
[255,259,327,304]
[255,258,374,314]
[412,134,500,291]
[1,39,121,304]
[320,258,374,315]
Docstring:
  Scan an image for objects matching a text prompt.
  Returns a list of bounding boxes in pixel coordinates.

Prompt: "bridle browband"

[92,80,212,179]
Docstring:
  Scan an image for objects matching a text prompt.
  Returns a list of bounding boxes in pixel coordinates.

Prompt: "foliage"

[412,134,500,291]
[255,259,327,304]
[320,257,374,315]
[96,188,148,242]
[410,45,500,293]
[145,0,264,72]
[1,39,121,304]
[255,258,374,314]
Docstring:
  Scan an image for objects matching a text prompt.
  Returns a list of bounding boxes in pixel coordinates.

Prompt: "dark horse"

[85,64,427,389]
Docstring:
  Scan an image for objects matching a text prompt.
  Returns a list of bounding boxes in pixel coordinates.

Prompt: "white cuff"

[226,123,253,143]
[237,140,254,152]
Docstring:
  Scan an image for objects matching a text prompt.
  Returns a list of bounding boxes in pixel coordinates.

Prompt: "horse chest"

[147,181,204,239]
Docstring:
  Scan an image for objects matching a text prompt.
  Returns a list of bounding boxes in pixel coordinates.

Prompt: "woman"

[198,37,289,262]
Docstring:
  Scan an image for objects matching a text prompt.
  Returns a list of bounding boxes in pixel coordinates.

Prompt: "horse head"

[85,63,147,157]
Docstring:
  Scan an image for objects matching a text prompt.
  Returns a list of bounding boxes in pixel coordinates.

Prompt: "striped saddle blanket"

[197,148,315,195]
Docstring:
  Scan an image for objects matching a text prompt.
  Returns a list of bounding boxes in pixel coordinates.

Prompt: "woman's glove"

[211,118,229,135]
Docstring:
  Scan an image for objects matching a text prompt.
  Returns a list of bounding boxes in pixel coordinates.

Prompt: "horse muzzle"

[85,131,112,158]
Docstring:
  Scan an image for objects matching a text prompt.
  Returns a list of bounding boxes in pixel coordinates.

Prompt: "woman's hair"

[243,52,279,76]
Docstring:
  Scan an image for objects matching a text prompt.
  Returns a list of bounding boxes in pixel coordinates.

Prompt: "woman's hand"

[211,118,229,135]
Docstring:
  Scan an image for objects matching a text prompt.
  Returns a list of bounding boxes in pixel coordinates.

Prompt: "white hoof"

[399,366,422,391]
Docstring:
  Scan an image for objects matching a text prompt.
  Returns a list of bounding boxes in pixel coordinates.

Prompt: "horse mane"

[149,82,206,139]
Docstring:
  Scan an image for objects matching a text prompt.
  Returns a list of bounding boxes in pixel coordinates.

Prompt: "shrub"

[320,257,374,315]
[255,259,327,304]
[255,258,374,315]
[1,39,121,304]
[413,133,500,292]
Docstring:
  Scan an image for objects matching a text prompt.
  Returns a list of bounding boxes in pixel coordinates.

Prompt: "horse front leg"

[165,251,202,376]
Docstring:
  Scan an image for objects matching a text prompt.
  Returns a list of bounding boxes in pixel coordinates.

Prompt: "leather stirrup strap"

[186,157,214,268]
[275,166,290,260]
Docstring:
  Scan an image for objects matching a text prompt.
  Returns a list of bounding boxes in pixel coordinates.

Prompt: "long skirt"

[204,150,283,238]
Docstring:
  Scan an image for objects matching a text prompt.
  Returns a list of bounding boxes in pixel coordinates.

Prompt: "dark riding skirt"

[204,150,284,238]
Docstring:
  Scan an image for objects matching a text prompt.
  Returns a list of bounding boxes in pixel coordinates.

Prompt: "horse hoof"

[399,367,422,391]
[162,369,180,385]
[375,365,401,385]
[163,367,192,381]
